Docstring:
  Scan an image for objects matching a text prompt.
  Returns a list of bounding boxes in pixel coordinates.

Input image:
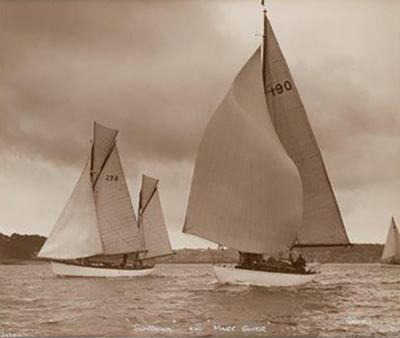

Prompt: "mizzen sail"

[262,15,350,246]
[139,175,173,259]
[38,160,103,259]
[382,217,400,263]
[94,144,145,255]
[183,48,303,255]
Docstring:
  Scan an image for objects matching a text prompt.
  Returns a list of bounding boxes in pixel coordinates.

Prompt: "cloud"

[0,0,399,245]
[0,0,244,166]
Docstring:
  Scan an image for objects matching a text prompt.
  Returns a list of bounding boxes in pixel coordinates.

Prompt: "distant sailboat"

[38,122,173,277]
[182,6,350,287]
[381,217,400,267]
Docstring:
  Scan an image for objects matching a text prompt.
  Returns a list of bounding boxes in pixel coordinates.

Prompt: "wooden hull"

[213,265,317,287]
[51,261,155,278]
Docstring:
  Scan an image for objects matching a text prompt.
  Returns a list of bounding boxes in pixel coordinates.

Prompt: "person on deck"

[238,252,264,269]
[238,252,251,269]
[266,256,278,266]
[294,254,306,272]
[288,252,294,265]
[132,252,144,269]
[120,254,128,268]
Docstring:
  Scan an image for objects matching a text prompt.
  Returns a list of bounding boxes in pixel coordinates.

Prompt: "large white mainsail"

[382,217,400,264]
[262,14,350,246]
[183,47,303,255]
[38,160,103,259]
[139,174,173,259]
[94,144,145,255]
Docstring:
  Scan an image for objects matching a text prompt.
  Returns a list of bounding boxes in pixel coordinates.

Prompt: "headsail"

[38,160,103,259]
[382,217,400,263]
[94,144,145,255]
[262,14,350,246]
[139,174,173,259]
[183,48,303,255]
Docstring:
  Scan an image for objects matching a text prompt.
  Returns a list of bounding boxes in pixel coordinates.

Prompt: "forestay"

[38,160,103,259]
[262,15,350,246]
[382,217,400,263]
[183,47,303,255]
[94,145,145,255]
[139,175,173,259]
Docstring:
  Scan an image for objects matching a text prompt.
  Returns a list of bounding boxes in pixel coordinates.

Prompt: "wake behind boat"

[38,122,173,277]
[182,4,350,288]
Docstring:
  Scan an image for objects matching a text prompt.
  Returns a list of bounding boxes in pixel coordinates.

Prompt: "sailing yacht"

[182,6,350,287]
[38,122,173,277]
[381,217,400,267]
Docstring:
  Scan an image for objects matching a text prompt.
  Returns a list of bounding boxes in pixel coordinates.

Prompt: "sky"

[0,0,399,248]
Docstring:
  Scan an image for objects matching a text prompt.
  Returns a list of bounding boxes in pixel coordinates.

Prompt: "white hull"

[51,261,155,278]
[213,265,317,287]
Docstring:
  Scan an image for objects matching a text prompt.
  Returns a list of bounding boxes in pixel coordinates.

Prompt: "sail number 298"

[267,80,292,96]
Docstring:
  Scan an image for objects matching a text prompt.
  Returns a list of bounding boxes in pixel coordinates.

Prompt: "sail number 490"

[267,80,292,96]
[105,175,119,182]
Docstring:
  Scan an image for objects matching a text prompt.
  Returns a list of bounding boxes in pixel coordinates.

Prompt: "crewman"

[121,254,128,268]
[288,252,294,265]
[294,254,306,272]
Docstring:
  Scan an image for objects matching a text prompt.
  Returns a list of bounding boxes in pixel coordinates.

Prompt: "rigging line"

[141,251,175,261]
[92,140,117,188]
[139,181,159,215]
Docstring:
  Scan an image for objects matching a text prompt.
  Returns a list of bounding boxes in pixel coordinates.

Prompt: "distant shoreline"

[0,232,384,265]
[0,261,387,266]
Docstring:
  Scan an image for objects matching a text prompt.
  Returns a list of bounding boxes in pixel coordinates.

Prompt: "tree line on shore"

[0,232,384,264]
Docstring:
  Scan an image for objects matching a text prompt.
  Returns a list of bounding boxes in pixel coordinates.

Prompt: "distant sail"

[139,175,173,259]
[38,160,103,259]
[91,121,118,184]
[94,144,145,255]
[183,48,303,255]
[382,217,400,263]
[262,15,350,246]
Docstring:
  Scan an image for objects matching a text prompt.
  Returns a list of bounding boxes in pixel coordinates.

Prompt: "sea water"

[1,263,400,336]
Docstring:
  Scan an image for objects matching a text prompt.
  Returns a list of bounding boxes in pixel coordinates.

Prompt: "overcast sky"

[0,0,399,248]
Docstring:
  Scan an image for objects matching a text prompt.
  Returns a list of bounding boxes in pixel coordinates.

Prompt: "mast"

[261,6,351,248]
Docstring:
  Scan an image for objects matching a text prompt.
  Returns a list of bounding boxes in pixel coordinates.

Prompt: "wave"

[37,315,77,325]
[380,280,400,285]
